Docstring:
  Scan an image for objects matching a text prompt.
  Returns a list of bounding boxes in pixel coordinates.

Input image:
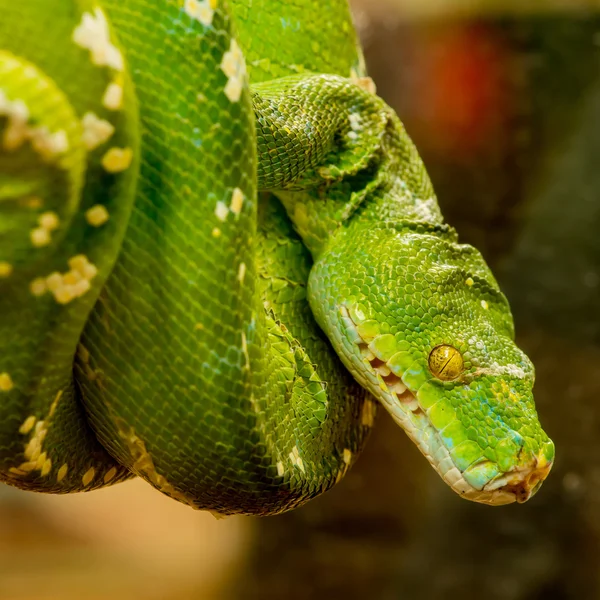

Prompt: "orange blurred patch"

[414,24,510,155]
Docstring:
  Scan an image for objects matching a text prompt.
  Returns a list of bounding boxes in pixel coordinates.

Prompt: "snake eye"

[428,345,464,381]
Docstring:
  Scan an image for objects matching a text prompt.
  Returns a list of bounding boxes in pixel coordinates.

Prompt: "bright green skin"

[0,0,554,515]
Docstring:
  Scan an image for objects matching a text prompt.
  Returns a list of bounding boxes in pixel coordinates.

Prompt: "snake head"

[309,223,555,505]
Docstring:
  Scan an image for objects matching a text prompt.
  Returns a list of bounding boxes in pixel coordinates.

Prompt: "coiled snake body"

[0,0,554,515]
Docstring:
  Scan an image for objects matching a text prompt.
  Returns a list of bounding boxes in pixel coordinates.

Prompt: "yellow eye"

[428,345,464,381]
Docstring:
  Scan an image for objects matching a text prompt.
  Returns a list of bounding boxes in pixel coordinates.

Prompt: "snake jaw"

[373,378,520,505]
[378,365,553,505]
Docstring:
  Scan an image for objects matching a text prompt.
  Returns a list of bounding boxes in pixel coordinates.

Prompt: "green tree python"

[0,0,555,515]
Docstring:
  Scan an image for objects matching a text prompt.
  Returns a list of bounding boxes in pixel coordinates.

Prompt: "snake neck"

[253,74,445,258]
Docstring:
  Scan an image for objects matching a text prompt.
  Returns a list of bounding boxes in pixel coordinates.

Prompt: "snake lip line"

[376,384,519,505]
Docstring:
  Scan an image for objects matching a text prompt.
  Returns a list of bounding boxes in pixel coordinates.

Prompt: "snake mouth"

[482,455,553,503]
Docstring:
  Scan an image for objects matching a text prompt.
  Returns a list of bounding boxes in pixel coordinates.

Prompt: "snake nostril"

[511,432,526,460]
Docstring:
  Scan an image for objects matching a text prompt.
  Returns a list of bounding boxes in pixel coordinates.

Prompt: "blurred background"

[3,0,600,598]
